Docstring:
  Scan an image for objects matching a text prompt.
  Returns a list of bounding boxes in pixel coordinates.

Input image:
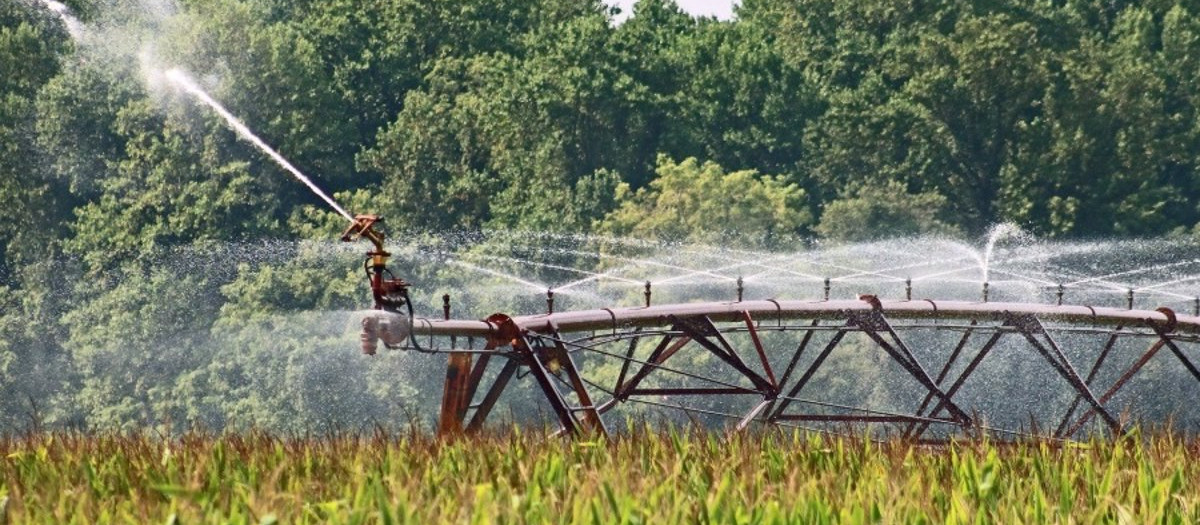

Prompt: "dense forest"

[2,0,1200,433]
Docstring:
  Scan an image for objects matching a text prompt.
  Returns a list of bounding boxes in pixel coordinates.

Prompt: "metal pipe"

[982,282,989,302]
[736,276,744,302]
[1057,284,1064,306]
[905,278,912,301]
[1127,289,1134,310]
[546,289,555,315]
[823,278,830,301]
[644,281,652,308]
[388,300,1200,338]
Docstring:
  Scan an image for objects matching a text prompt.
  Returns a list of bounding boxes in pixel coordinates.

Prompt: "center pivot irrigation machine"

[341,215,1200,442]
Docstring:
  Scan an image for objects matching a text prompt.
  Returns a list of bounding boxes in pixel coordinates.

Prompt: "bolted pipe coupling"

[361,316,379,355]
[377,313,411,348]
[360,312,411,355]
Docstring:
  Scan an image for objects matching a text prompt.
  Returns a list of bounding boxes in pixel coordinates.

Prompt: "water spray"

[37,0,85,40]
[163,68,355,222]
[326,223,1200,440]
[155,68,424,354]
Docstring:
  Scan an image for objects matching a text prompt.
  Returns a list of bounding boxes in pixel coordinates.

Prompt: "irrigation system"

[342,215,1200,442]
[34,0,1200,442]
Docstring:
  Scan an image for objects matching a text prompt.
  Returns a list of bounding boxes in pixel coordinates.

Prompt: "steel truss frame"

[393,299,1200,440]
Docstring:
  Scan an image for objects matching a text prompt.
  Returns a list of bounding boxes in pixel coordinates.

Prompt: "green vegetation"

[2,429,1198,523]
[601,156,809,247]
[4,0,1200,433]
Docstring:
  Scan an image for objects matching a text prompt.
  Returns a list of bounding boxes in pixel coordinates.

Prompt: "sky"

[604,0,740,23]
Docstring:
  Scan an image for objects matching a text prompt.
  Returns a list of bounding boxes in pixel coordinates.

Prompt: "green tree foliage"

[360,8,642,232]
[666,11,822,181]
[815,181,960,242]
[999,6,1200,235]
[0,3,71,269]
[6,0,1200,432]
[600,156,810,247]
[0,2,78,432]
[0,272,76,432]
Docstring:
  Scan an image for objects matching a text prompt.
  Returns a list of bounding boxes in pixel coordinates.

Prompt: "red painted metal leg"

[438,352,473,436]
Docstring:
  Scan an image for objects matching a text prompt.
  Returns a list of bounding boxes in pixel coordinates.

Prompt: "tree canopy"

[3,0,1200,432]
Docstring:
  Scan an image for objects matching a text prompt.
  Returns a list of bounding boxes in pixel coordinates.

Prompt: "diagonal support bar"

[913,323,974,417]
[547,324,608,437]
[1009,314,1122,434]
[519,334,584,436]
[768,328,848,421]
[466,358,519,432]
[852,309,971,425]
[1055,328,1123,437]
[1062,338,1165,438]
[911,331,1005,439]
[741,312,778,389]
[670,315,774,394]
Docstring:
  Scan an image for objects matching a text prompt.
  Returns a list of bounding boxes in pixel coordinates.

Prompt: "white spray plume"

[164,68,355,222]
[37,0,85,40]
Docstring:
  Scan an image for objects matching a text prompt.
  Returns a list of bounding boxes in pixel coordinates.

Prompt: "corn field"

[2,427,1199,523]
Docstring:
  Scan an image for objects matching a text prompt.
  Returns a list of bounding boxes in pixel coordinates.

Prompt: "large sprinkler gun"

[341,214,412,355]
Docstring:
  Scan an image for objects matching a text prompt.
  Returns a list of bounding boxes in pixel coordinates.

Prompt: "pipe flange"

[484,313,521,348]
[1155,307,1178,333]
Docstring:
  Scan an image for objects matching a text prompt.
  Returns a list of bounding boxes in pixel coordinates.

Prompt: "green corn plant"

[3,428,1200,523]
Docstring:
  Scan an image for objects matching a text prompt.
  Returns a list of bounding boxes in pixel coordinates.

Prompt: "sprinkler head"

[341,214,387,252]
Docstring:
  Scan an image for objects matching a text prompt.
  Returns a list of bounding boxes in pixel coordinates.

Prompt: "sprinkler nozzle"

[341,214,387,253]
